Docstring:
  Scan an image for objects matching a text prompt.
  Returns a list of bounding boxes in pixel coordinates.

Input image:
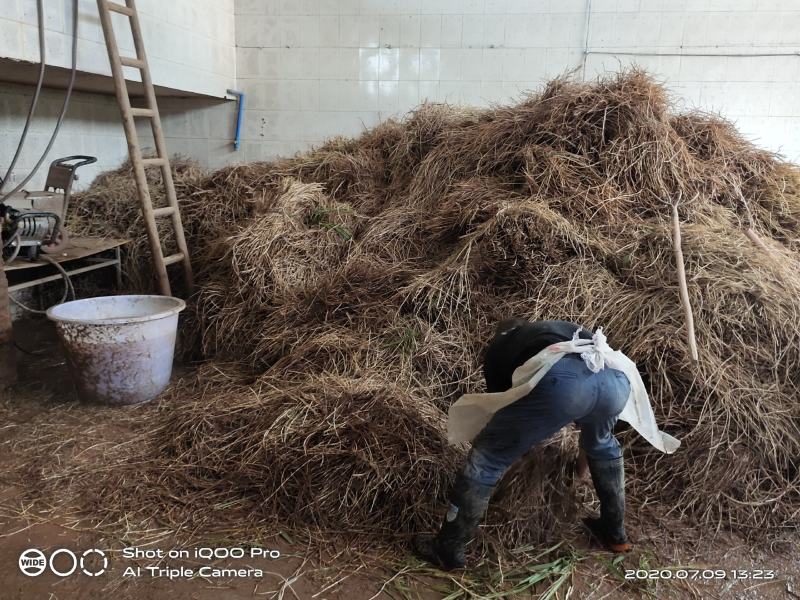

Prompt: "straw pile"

[67,158,206,292]
[66,71,800,552]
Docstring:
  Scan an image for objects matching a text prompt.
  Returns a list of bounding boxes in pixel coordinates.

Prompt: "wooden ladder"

[96,0,193,296]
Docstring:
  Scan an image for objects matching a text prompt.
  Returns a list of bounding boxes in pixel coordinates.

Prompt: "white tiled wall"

[135,97,239,171]
[584,0,800,161]
[0,1,237,191]
[0,82,129,191]
[3,1,800,192]
[0,87,237,191]
[234,0,800,163]
[0,0,236,97]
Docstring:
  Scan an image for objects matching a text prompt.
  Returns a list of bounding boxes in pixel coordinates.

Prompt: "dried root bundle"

[63,70,800,552]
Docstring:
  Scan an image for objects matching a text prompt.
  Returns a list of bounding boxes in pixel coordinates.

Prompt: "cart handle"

[49,156,97,171]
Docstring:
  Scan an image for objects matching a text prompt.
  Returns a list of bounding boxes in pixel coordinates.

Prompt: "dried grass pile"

[67,158,207,291]
[64,70,800,554]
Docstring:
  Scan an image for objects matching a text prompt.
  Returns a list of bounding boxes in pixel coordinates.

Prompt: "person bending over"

[413,318,632,570]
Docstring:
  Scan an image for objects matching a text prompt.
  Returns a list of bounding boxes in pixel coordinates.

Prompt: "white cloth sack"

[447,328,680,453]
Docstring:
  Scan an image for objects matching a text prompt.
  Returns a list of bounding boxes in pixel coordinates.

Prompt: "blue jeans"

[463,354,630,486]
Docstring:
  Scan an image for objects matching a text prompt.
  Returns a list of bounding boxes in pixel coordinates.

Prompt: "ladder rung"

[163,253,185,266]
[98,0,193,296]
[120,56,145,69]
[141,157,167,167]
[152,206,175,218]
[106,2,133,16]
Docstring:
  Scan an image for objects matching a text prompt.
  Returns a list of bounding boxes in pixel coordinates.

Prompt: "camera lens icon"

[81,549,108,576]
[18,548,107,577]
[18,549,47,577]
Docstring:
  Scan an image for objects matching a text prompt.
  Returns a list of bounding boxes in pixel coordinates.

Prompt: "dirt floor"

[1,317,798,600]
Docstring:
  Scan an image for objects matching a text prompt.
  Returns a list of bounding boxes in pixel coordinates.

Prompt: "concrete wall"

[1,0,236,97]
[231,0,800,163]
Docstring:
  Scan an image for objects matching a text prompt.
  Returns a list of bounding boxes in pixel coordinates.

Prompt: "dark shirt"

[482,319,591,393]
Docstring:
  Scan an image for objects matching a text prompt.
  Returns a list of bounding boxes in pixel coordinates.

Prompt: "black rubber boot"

[584,455,631,552]
[412,474,494,570]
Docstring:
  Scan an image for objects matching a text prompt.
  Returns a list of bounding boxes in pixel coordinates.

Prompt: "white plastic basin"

[47,295,185,405]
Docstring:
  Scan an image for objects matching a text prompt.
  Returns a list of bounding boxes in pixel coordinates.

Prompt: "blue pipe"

[226,89,245,151]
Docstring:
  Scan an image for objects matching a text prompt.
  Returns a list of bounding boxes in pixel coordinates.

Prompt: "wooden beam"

[671,203,699,363]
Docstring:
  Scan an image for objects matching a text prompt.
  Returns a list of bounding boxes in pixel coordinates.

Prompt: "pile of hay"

[68,157,207,291]
[66,70,800,553]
